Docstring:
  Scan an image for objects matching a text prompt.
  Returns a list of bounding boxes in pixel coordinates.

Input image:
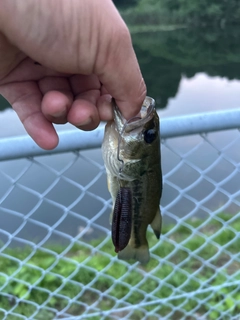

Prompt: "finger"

[38,77,73,123]
[0,58,65,85]
[41,91,73,124]
[100,84,109,95]
[94,4,147,119]
[0,82,58,149]
[97,85,113,121]
[97,94,113,121]
[97,42,146,119]
[67,90,100,131]
[0,31,26,80]
[69,74,101,95]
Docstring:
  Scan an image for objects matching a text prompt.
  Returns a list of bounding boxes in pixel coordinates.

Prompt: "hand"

[0,0,146,149]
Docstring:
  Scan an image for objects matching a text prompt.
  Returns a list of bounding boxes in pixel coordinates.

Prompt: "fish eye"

[143,129,157,144]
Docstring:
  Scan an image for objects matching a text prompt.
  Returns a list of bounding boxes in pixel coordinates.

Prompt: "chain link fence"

[0,109,240,320]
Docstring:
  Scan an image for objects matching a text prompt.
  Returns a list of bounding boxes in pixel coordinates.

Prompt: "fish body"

[102,97,162,264]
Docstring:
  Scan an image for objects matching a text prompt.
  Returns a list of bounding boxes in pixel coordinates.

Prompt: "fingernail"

[77,118,91,127]
[52,111,65,117]
[104,94,112,103]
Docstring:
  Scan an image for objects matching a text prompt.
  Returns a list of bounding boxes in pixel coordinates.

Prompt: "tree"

[113,0,139,9]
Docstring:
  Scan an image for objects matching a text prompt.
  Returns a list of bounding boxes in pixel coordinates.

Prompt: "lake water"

[1,27,240,245]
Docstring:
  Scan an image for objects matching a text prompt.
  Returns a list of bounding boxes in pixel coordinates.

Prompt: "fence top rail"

[0,108,240,161]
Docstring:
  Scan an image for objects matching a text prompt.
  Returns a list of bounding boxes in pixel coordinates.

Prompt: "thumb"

[94,2,146,119]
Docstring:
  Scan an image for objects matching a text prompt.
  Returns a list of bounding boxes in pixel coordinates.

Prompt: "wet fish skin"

[102,96,162,264]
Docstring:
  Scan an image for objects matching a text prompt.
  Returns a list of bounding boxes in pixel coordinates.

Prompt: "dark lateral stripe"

[132,181,144,248]
[112,187,132,253]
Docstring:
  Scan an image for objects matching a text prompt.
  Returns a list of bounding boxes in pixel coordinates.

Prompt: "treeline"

[131,27,240,108]
[116,0,240,27]
[113,0,138,8]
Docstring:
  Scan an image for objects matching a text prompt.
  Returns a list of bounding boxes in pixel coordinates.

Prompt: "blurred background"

[1,2,240,319]
[1,0,240,241]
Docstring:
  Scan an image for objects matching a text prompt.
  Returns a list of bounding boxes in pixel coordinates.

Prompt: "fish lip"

[113,96,156,134]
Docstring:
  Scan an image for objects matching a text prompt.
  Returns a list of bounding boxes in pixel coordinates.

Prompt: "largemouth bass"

[102,96,162,264]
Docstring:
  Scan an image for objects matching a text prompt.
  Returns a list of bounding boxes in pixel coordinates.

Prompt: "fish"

[102,96,162,264]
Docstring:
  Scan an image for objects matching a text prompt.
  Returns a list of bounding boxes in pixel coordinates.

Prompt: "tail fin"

[118,244,150,264]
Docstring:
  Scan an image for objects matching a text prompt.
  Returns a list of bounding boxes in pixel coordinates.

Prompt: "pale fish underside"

[102,96,162,264]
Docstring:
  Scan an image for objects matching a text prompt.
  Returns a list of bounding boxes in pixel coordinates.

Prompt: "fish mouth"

[113,96,156,134]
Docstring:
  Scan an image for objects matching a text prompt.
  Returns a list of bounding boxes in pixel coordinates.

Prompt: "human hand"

[0,0,146,149]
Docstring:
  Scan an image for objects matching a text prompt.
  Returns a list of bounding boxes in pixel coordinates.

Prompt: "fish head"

[113,96,160,178]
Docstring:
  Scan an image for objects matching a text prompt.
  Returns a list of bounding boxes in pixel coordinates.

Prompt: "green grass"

[0,213,240,320]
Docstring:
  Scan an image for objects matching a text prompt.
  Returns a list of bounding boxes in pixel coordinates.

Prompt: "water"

[1,27,240,245]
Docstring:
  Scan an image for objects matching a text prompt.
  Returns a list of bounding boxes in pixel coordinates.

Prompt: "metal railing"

[0,109,240,320]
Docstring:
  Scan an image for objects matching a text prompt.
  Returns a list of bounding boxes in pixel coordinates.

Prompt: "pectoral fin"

[107,175,111,193]
[150,208,162,239]
[107,174,119,225]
